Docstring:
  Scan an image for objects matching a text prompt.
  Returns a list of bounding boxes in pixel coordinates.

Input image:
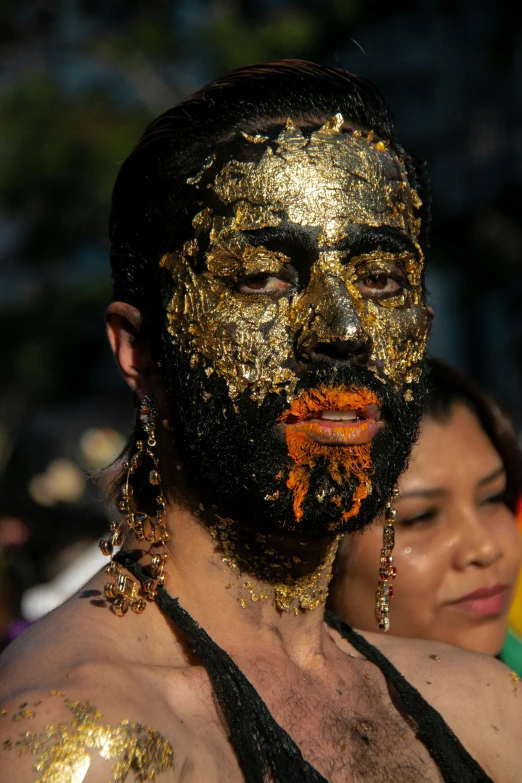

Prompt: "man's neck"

[155,501,341,664]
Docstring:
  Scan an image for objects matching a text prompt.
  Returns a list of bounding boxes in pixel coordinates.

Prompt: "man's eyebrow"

[241,223,418,261]
[240,225,320,267]
[333,224,419,258]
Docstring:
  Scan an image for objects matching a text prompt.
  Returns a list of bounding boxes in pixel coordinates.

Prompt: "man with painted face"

[0,61,519,782]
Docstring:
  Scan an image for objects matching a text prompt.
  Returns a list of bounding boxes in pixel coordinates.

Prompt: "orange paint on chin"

[281,386,378,527]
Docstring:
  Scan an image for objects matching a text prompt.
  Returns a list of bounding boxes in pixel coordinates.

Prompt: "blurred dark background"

[0,0,521,640]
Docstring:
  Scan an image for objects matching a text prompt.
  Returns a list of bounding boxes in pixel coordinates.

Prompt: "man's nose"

[296,276,372,364]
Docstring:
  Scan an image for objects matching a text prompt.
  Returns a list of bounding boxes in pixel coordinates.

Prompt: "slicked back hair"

[109,60,431,353]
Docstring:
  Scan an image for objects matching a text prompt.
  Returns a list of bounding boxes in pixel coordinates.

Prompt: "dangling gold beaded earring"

[375,487,398,632]
[100,395,169,616]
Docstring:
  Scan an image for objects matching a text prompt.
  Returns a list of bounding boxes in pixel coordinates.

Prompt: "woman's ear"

[106,302,162,399]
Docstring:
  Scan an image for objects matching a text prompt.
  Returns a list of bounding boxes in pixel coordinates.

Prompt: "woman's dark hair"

[425,358,522,512]
[109,59,431,348]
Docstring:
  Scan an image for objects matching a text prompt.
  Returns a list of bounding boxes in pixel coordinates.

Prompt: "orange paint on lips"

[278,386,382,528]
[291,418,383,446]
[279,386,381,423]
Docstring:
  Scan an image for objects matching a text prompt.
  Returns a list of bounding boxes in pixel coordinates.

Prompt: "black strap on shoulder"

[114,552,327,783]
[324,611,494,783]
[114,553,492,783]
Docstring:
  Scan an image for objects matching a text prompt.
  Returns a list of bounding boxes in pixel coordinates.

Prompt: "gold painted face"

[161,114,429,402]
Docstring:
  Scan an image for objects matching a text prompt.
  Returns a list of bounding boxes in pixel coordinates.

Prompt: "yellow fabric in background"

[508,500,522,637]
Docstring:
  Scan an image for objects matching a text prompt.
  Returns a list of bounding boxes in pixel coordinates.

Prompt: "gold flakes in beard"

[7,695,173,783]
[209,515,341,614]
[161,114,426,403]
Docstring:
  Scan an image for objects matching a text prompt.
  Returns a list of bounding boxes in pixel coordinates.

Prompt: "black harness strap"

[114,553,493,783]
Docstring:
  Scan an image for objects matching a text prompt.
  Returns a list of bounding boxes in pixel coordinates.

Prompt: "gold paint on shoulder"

[12,706,35,721]
[511,670,520,694]
[6,695,174,782]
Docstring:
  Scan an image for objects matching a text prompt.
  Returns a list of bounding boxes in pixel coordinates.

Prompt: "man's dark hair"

[425,358,522,512]
[109,59,431,352]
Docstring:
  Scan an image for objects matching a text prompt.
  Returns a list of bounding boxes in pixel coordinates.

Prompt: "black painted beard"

[162,347,427,539]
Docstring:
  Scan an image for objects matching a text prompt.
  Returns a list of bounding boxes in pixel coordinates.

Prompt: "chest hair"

[269,674,444,783]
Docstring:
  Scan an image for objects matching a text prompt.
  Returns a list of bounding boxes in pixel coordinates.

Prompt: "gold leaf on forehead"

[186,153,216,186]
[240,131,269,144]
[192,207,213,233]
[317,113,344,135]
[214,126,420,242]
[276,119,308,152]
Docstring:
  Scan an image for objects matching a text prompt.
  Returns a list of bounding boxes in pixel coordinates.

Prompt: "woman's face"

[333,403,522,654]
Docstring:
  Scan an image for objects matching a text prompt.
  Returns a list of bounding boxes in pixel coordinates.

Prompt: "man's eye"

[356,272,403,298]
[238,275,292,296]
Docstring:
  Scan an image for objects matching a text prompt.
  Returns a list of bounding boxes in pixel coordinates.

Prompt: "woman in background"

[329,359,522,672]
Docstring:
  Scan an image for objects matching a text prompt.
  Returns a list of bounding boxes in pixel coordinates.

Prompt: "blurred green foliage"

[0,0,363,409]
[0,76,148,266]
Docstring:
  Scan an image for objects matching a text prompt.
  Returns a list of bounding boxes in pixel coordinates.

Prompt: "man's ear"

[106,302,162,399]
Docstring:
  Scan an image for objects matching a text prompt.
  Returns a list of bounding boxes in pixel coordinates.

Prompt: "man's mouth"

[278,387,384,446]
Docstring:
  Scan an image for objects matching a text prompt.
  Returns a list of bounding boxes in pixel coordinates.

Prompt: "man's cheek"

[211,299,298,402]
[162,253,221,361]
[361,304,429,389]
[167,276,298,402]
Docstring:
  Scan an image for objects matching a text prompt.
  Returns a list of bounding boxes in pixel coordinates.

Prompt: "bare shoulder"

[361,631,522,781]
[0,624,181,783]
[0,598,240,782]
[0,686,176,782]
